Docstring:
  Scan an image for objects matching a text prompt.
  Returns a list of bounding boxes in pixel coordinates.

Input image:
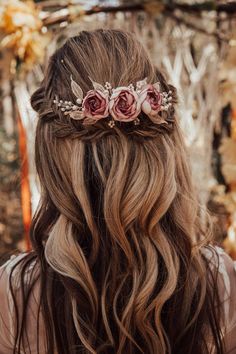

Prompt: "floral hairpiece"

[53,76,173,128]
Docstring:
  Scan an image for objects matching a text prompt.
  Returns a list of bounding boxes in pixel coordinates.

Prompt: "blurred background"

[0,0,236,264]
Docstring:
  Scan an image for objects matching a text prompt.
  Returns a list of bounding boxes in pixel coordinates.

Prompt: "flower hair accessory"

[53,76,173,128]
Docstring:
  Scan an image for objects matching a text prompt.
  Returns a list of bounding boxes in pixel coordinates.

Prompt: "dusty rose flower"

[139,84,163,122]
[82,90,109,120]
[109,87,141,122]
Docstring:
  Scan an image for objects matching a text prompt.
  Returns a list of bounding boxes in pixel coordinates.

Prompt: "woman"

[0,29,236,354]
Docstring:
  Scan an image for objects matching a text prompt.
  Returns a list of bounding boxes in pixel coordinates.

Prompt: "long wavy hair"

[10,29,224,354]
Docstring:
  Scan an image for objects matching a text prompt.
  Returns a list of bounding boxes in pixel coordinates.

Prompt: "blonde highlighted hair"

[11,29,224,354]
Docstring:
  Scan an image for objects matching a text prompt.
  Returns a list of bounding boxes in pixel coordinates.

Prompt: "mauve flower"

[109,87,141,122]
[139,84,164,123]
[82,90,109,120]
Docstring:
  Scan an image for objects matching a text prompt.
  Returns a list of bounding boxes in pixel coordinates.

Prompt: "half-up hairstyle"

[9,29,224,354]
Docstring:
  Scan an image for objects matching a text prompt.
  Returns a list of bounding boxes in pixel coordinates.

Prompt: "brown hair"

[10,29,224,353]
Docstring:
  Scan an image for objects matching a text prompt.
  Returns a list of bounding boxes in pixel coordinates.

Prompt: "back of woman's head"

[18,29,223,354]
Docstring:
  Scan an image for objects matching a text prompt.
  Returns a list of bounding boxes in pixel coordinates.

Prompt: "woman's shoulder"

[0,252,39,290]
[201,245,236,338]
[0,253,45,353]
[201,245,236,283]
[1,252,31,276]
[201,245,236,299]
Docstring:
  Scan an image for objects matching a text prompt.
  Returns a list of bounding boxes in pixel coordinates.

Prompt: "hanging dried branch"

[40,1,234,42]
[38,0,236,15]
[166,11,229,42]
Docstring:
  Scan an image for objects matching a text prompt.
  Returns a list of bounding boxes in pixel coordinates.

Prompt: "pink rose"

[139,84,163,121]
[109,87,141,122]
[82,90,109,120]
